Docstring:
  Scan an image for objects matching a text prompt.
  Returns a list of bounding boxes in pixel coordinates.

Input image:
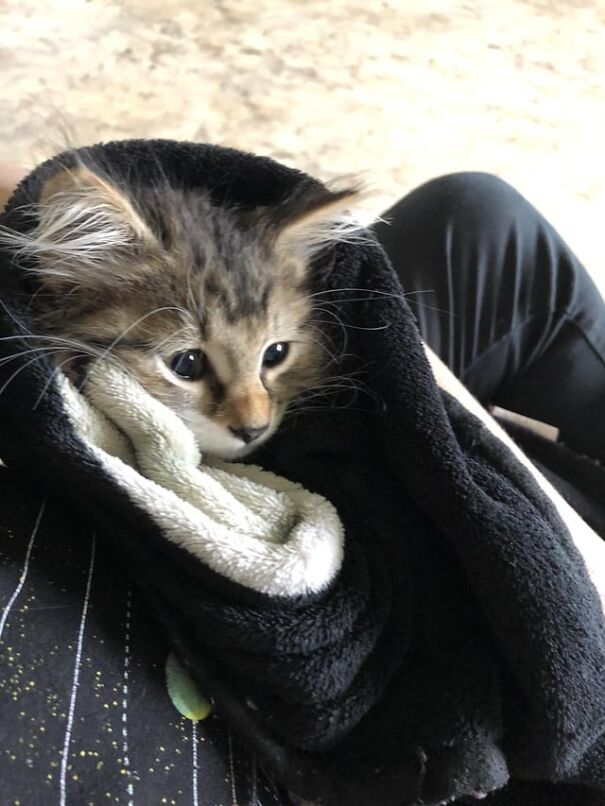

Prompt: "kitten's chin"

[214,441,263,461]
[183,412,275,461]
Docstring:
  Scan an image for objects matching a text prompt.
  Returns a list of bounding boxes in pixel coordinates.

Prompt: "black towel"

[0,140,604,806]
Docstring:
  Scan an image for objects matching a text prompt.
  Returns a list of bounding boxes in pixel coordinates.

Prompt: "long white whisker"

[0,353,56,399]
[309,288,457,318]
[0,332,110,354]
[307,286,424,301]
[33,353,85,410]
[0,346,66,367]
[303,318,344,355]
[298,327,340,366]
[0,297,36,337]
[308,312,391,333]
[309,304,349,356]
[0,337,125,377]
[293,372,376,407]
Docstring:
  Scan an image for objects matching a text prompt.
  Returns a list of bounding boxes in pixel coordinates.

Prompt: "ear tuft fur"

[273,176,377,262]
[0,162,157,292]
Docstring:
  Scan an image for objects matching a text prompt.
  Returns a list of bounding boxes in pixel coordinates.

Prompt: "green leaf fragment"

[165,652,212,721]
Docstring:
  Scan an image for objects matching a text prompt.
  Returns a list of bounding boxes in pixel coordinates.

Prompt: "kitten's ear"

[273,179,370,265]
[24,164,158,291]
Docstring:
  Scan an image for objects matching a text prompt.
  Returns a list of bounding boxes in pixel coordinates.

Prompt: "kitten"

[3,162,363,459]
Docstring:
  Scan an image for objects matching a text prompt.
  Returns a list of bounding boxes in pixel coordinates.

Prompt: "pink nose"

[229,424,269,444]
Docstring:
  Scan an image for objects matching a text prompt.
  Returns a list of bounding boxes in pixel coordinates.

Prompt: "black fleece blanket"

[0,140,604,806]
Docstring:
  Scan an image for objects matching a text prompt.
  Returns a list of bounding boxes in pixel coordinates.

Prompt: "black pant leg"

[371,172,605,461]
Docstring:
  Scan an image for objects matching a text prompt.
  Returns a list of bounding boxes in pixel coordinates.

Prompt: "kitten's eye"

[170,349,207,380]
[262,342,290,368]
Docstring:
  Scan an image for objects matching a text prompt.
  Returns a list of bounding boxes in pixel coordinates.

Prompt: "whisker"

[297,327,341,366]
[309,287,438,299]
[292,371,378,408]
[77,305,191,391]
[0,332,110,355]
[313,318,391,333]
[320,296,456,317]
[0,297,36,337]
[0,353,57,399]
[32,353,86,410]
[309,304,349,356]
[0,345,65,367]
[307,286,417,301]
[310,289,458,318]
[303,318,343,349]
[151,325,193,354]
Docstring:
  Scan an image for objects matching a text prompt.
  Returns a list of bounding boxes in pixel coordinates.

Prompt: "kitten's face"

[65,259,320,459]
[19,164,360,459]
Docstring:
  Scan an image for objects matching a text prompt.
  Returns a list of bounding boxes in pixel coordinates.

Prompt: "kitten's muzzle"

[229,424,269,444]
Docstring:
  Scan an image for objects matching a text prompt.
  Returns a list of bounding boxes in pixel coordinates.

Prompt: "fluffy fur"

[1,161,366,459]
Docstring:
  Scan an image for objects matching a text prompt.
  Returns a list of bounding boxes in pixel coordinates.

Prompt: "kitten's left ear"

[273,179,372,264]
[14,163,159,292]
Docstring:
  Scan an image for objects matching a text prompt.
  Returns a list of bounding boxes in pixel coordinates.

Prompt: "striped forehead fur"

[1,162,369,329]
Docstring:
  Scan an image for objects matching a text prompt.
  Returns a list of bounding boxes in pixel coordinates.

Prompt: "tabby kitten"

[6,163,362,459]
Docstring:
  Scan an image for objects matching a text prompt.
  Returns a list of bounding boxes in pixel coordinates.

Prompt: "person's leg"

[371,172,605,461]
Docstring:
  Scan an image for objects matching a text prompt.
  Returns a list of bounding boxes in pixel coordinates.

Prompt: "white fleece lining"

[57,364,344,597]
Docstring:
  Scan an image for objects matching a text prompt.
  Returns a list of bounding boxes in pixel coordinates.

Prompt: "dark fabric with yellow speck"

[0,468,287,805]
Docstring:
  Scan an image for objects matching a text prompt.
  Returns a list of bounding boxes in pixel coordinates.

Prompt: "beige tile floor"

[2,0,605,294]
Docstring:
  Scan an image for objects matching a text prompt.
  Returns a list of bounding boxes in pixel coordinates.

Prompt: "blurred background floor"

[2,0,604,292]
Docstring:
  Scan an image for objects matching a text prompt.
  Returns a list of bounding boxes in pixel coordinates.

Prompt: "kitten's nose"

[229,424,269,444]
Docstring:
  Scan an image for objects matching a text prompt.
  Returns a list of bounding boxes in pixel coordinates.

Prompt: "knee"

[413,172,533,228]
[426,171,512,194]
[374,171,541,275]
